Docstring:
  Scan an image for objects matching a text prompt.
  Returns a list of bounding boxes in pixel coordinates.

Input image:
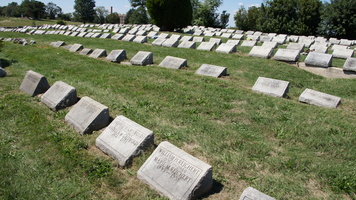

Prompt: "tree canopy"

[73,0,96,23]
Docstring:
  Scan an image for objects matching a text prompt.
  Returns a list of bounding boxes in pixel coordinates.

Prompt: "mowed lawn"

[0,31,355,200]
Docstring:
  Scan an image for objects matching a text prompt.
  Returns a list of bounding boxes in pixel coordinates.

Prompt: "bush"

[56,20,66,25]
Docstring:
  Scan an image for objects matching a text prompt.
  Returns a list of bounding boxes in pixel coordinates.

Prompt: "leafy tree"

[234,6,261,31]
[73,0,96,23]
[45,2,62,19]
[193,0,222,27]
[220,10,230,28]
[21,0,46,19]
[125,7,149,24]
[146,0,192,31]
[94,6,108,24]
[57,13,73,21]
[234,6,248,30]
[106,12,120,24]
[129,0,146,8]
[2,2,21,17]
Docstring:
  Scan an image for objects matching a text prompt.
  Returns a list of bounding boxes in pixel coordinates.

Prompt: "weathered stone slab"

[180,36,193,42]
[309,44,328,53]
[100,33,111,39]
[152,38,166,46]
[192,37,204,43]
[262,41,278,49]
[226,40,240,46]
[77,32,87,37]
[80,48,93,55]
[331,44,348,51]
[111,34,124,40]
[96,115,154,167]
[239,187,276,200]
[197,42,216,51]
[147,31,158,38]
[340,39,352,46]
[119,28,129,34]
[216,44,237,54]
[299,39,314,48]
[158,33,170,39]
[305,52,332,68]
[178,41,196,49]
[19,70,50,96]
[133,36,148,43]
[63,45,72,50]
[159,56,187,69]
[343,57,356,72]
[221,33,232,38]
[137,141,213,200]
[85,32,94,38]
[332,49,354,59]
[272,36,286,44]
[252,77,290,98]
[246,31,254,35]
[204,32,215,37]
[249,46,274,59]
[170,34,181,41]
[91,33,102,38]
[53,41,65,47]
[241,40,257,47]
[299,88,341,108]
[260,36,273,42]
[209,38,222,45]
[232,34,244,40]
[195,64,227,78]
[69,43,83,52]
[136,30,147,36]
[130,51,153,66]
[0,67,7,77]
[106,50,127,63]
[41,81,77,111]
[122,34,136,42]
[287,43,305,53]
[89,49,107,58]
[247,35,260,41]
[274,49,300,62]
[162,39,179,47]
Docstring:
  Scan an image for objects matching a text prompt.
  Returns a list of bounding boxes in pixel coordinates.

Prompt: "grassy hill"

[0,17,83,27]
[0,30,355,200]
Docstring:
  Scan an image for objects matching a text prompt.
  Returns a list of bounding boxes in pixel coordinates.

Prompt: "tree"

[125,7,149,24]
[2,2,21,17]
[106,12,120,24]
[21,0,46,19]
[129,0,146,8]
[146,0,192,31]
[220,10,229,28]
[94,6,108,24]
[45,2,62,19]
[58,13,73,21]
[234,6,248,30]
[73,0,96,23]
[192,0,222,27]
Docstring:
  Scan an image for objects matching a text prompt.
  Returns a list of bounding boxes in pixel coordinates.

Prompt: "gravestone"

[197,42,216,51]
[232,34,244,40]
[331,44,348,51]
[249,46,274,59]
[19,70,50,97]
[274,49,300,62]
[304,52,332,68]
[247,35,260,41]
[106,50,127,63]
[96,115,154,167]
[246,31,254,35]
[65,96,110,135]
[152,38,166,46]
[119,28,129,34]
[332,49,354,59]
[343,57,356,72]
[69,43,83,52]
[241,40,257,47]
[239,187,276,200]
[310,45,328,53]
[170,34,181,41]
[226,40,240,46]
[260,36,273,42]
[137,141,213,200]
[340,39,352,46]
[91,33,102,38]
[136,30,147,36]
[221,33,232,38]
[53,41,65,47]
[272,36,286,44]
[159,56,187,69]
[178,41,196,49]
[216,44,237,54]
[204,32,215,37]
[287,43,305,53]
[158,33,170,39]
[133,36,148,43]
[63,45,72,50]
[85,33,94,38]
[77,32,87,37]
[122,34,136,42]
[252,77,290,98]
[111,34,124,40]
[192,37,204,43]
[100,33,111,39]
[195,64,227,78]
[130,51,153,66]
[181,36,193,42]
[162,39,179,47]
[41,81,77,111]
[209,38,222,45]
[299,88,341,108]
[80,48,93,55]
[89,49,107,58]
[147,31,158,38]
[0,67,7,77]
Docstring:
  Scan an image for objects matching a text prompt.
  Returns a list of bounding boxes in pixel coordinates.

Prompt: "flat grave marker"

[216,44,237,54]
[241,40,257,47]
[69,43,83,52]
[152,38,166,46]
[249,46,274,59]
[41,81,77,111]
[162,39,179,47]
[133,36,148,43]
[159,56,187,69]
[274,49,300,62]
[122,34,136,42]
[0,67,7,77]
[332,49,354,59]
[80,48,93,55]
[106,50,127,63]
[252,77,290,98]
[178,41,196,49]
[111,34,124,40]
[130,51,153,66]
[89,49,107,58]
[19,70,50,97]
[304,52,332,68]
[197,42,216,51]
[195,64,227,78]
[299,88,341,108]
[343,57,356,72]
[239,187,276,200]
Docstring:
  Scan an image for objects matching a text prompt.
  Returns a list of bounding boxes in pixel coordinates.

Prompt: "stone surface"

[197,42,216,51]
[274,49,300,62]
[80,48,93,55]
[261,41,278,49]
[41,81,77,111]
[287,43,305,53]
[100,33,111,39]
[152,38,166,46]
[226,40,240,46]
[305,52,332,68]
[241,40,257,47]
[0,67,7,77]
[162,39,179,47]
[69,43,83,52]
[195,64,227,78]
[209,38,222,45]
[192,37,204,43]
[343,57,356,72]
[65,96,110,135]
[239,187,276,200]
[180,36,193,42]
[216,44,237,54]
[252,77,290,98]
[178,41,196,49]
[130,51,153,66]
[137,141,213,200]
[96,115,154,167]
[89,49,107,58]
[332,49,354,59]
[159,56,187,69]
[53,41,65,47]
[19,70,50,97]
[133,36,148,43]
[249,46,274,59]
[106,50,127,63]
[122,34,136,42]
[299,88,341,108]
[232,34,244,40]
[111,34,124,40]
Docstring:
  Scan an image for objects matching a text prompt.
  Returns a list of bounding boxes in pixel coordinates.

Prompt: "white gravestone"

[162,39,179,48]
[130,51,153,66]
[343,57,356,72]
[41,81,77,111]
[53,41,65,47]
[65,96,110,135]
[178,41,197,49]
[159,56,187,69]
[106,50,127,63]
[80,48,93,55]
[216,44,237,54]
[332,49,354,59]
[100,33,111,39]
[192,37,204,43]
[304,52,332,68]
[249,46,274,59]
[133,36,148,43]
[262,41,278,49]
[69,43,83,52]
[122,34,136,42]
[299,88,341,108]
[287,43,305,53]
[195,64,227,78]
[274,49,300,62]
[137,141,213,200]
[152,38,166,46]
[239,187,276,200]
[241,40,257,47]
[209,38,222,45]
[89,49,107,58]
[19,70,50,97]
[96,115,154,167]
[252,77,290,98]
[111,34,124,40]
[197,42,216,51]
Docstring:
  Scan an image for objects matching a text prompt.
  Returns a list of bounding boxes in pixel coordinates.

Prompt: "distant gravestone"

[272,36,286,44]
[299,88,341,108]
[130,51,153,66]
[241,40,257,47]
[305,52,332,68]
[69,43,83,52]
[209,38,222,45]
[19,70,50,97]
[152,38,166,46]
[178,41,196,49]
[197,42,216,51]
[192,37,204,43]
[261,41,278,49]
[122,34,136,42]
[216,44,237,54]
[162,39,179,47]
[137,141,213,200]
[91,33,102,38]
[80,48,93,55]
[252,77,290,98]
[0,67,7,77]
[41,81,77,111]
[249,46,274,59]
[100,33,111,39]
[239,187,276,200]
[287,43,305,53]
[147,31,158,38]
[133,36,148,43]
[53,41,65,47]
[232,34,244,40]
[226,40,240,46]
[247,35,260,41]
[65,96,110,135]
[77,32,87,37]
[89,49,107,58]
[158,33,170,39]
[195,64,227,78]
[111,34,124,40]
[343,57,356,72]
[310,45,328,53]
[221,33,232,38]
[180,36,193,42]
[331,44,348,51]
[159,56,187,69]
[260,36,273,42]
[106,50,127,63]
[274,49,300,62]
[332,49,354,59]
[96,115,154,167]
[170,34,181,41]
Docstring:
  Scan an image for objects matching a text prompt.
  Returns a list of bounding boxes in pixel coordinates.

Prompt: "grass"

[0,30,355,200]
[0,17,84,27]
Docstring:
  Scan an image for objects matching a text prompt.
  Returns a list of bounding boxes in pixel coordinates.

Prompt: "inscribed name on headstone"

[195,64,227,78]
[19,70,50,97]
[252,77,290,98]
[130,51,153,66]
[216,44,237,54]
[197,42,216,51]
[137,141,213,200]
[343,57,356,72]
[239,187,276,200]
[0,67,7,77]
[249,46,273,59]
[69,43,83,52]
[41,81,77,111]
[65,96,110,135]
[178,41,196,49]
[96,115,154,167]
[274,49,300,62]
[159,56,187,69]
[299,88,341,108]
[106,50,127,63]
[304,52,332,68]
[89,49,107,58]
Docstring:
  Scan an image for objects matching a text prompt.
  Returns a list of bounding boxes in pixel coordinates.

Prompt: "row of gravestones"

[18,69,277,200]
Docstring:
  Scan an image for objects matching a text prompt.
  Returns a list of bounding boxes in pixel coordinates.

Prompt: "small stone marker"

[261,41,278,49]
[216,44,237,54]
[197,42,216,51]
[106,50,127,63]
[299,88,341,108]
[133,36,148,43]
[100,33,111,39]
[89,49,107,58]
[69,43,83,52]
[137,141,213,200]
[239,187,276,200]
[162,39,179,47]
[192,37,204,43]
[232,34,244,40]
[178,41,196,49]
[19,70,50,97]
[332,49,354,59]
[287,43,304,53]
[96,115,154,167]
[65,96,110,135]
[80,48,93,55]
[274,49,300,62]
[226,40,240,46]
[122,34,136,42]
[195,64,227,78]
[305,52,332,68]
[159,56,187,69]
[343,57,356,72]
[53,41,65,47]
[209,38,222,45]
[111,34,124,40]
[249,46,273,59]
[0,67,7,77]
[41,81,77,111]
[241,40,257,47]
[130,51,153,66]
[152,38,166,46]
[252,77,290,98]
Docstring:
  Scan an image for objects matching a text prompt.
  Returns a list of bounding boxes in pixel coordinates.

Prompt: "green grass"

[0,32,355,200]
[0,17,84,27]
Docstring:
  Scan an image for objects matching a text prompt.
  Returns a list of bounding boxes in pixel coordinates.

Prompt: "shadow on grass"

[0,58,17,68]
[200,179,224,199]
